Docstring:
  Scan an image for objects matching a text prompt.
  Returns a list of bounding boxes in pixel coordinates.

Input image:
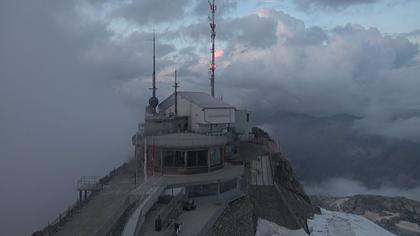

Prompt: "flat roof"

[159,91,235,111]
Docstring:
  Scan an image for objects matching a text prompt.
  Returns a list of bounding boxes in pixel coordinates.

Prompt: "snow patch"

[254,209,396,236]
[363,210,399,222]
[308,209,396,236]
[396,220,420,233]
[255,218,308,236]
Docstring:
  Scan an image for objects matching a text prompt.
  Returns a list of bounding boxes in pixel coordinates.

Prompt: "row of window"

[154,148,222,168]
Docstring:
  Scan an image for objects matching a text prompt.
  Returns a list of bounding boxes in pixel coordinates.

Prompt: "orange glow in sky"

[215,49,224,58]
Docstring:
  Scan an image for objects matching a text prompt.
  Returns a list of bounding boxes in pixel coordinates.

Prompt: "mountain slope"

[312,195,420,236]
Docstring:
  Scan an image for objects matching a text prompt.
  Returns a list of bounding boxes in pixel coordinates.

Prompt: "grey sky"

[1,0,419,235]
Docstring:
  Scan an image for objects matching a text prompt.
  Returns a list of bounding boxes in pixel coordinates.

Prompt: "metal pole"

[174,70,178,116]
[152,136,156,176]
[153,32,156,99]
[144,137,147,182]
[134,139,138,186]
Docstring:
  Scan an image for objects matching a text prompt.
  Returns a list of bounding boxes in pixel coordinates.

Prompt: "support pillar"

[79,190,82,203]
[207,149,211,173]
[184,151,187,169]
[217,181,221,203]
[160,150,164,175]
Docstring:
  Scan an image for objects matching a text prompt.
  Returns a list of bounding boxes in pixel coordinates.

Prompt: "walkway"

[55,168,138,236]
[250,155,273,186]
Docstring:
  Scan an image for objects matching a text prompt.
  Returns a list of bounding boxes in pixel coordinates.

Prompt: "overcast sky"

[1,0,420,235]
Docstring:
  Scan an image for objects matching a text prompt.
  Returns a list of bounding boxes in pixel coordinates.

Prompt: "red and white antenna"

[208,0,216,97]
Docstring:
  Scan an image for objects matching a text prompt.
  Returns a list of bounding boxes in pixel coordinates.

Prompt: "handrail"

[33,164,127,235]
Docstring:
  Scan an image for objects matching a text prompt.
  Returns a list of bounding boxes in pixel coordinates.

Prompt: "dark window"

[186,150,208,167]
[163,151,174,166]
[197,150,208,166]
[156,151,162,167]
[187,151,197,167]
[246,113,250,122]
[174,151,185,166]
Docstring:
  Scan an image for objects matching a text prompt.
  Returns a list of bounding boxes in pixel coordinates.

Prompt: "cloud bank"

[1,0,420,235]
[305,178,420,201]
[292,0,381,10]
[210,9,420,141]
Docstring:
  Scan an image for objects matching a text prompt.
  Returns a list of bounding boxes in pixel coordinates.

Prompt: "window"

[187,150,208,167]
[197,150,208,166]
[246,113,250,122]
[163,151,185,167]
[174,151,185,166]
[163,151,174,166]
[187,151,197,167]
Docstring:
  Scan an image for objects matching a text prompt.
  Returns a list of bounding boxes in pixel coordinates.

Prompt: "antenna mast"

[152,32,156,98]
[209,0,216,97]
[173,70,179,117]
[148,32,159,114]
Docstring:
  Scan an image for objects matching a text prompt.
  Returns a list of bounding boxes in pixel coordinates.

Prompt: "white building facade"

[159,92,235,133]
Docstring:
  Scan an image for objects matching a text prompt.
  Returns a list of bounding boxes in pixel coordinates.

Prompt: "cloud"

[201,10,420,141]
[1,1,420,234]
[290,0,381,11]
[0,1,142,235]
[154,8,420,141]
[194,0,238,16]
[403,29,420,37]
[304,178,420,201]
[117,0,191,25]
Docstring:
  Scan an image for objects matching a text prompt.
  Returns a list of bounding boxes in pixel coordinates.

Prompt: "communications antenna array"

[208,0,217,97]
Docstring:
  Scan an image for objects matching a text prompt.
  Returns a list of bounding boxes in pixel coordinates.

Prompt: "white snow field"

[308,209,396,236]
[255,208,396,236]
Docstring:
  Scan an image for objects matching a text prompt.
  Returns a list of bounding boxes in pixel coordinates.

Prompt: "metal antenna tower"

[148,32,159,114]
[152,32,156,98]
[209,0,216,97]
[173,70,179,116]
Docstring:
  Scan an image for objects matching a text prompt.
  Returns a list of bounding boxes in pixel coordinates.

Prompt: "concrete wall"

[162,95,235,132]
[234,110,252,140]
[143,116,188,136]
[203,108,235,124]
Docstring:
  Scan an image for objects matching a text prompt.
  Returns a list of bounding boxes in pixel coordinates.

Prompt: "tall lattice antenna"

[152,32,156,98]
[208,0,216,97]
[148,32,159,114]
[173,70,179,116]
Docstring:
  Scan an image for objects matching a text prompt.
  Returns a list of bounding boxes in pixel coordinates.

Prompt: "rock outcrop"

[273,153,312,204]
[271,152,319,232]
[205,197,255,236]
[207,128,317,235]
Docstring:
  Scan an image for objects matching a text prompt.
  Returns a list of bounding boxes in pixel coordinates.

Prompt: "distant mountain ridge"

[256,111,420,189]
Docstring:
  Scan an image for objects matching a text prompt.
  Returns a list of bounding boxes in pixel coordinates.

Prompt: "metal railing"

[77,176,101,191]
[32,164,128,236]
